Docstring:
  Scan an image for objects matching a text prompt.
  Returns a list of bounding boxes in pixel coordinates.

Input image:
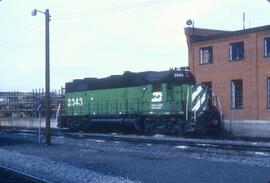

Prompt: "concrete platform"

[222,120,270,138]
[0,117,57,128]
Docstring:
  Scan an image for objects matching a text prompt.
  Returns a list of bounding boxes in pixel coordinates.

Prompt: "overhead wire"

[54,0,174,21]
[0,0,175,46]
[0,22,43,46]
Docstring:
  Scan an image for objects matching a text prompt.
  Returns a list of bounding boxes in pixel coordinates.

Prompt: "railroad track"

[0,164,50,183]
[63,132,270,153]
[1,127,270,153]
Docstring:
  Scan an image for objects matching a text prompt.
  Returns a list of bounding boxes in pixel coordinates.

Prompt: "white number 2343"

[67,98,83,107]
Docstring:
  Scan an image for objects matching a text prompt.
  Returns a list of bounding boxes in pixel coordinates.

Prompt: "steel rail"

[63,133,270,153]
[1,127,270,153]
[0,164,51,183]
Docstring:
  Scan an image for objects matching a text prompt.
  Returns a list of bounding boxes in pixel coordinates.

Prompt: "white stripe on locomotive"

[191,85,207,112]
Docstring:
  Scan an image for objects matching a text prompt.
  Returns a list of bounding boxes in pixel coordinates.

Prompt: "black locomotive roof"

[65,67,196,92]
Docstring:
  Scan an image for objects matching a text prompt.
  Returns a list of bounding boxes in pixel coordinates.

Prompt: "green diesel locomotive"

[58,67,221,134]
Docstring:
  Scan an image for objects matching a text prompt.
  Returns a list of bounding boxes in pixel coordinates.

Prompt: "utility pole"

[32,9,51,145]
[45,9,51,145]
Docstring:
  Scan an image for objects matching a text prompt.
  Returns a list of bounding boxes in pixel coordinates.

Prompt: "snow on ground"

[175,145,188,149]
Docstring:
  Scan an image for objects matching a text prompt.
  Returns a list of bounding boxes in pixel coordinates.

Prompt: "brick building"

[185,25,270,121]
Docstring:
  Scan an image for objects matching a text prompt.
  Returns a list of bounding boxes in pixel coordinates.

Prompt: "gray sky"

[0,0,270,92]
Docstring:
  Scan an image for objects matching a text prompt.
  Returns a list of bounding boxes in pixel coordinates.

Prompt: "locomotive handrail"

[65,99,186,116]
[185,86,190,121]
[212,93,223,121]
[216,95,223,121]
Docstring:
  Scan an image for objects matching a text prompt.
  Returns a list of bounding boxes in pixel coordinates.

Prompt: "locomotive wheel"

[197,110,221,135]
[197,111,211,135]
[171,120,185,134]
[134,117,145,132]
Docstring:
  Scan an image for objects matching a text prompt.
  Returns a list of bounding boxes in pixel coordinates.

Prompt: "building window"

[199,47,213,64]
[229,42,244,61]
[267,76,270,108]
[231,79,243,109]
[264,37,270,57]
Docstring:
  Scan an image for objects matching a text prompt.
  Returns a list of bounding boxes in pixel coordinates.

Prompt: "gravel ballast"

[0,130,270,183]
[0,148,136,183]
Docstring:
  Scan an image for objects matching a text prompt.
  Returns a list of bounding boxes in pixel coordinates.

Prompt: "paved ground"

[0,130,269,183]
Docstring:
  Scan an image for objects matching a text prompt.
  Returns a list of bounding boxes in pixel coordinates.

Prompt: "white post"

[38,111,41,144]
[186,86,190,121]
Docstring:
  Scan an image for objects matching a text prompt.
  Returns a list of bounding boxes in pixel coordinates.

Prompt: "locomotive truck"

[58,67,222,134]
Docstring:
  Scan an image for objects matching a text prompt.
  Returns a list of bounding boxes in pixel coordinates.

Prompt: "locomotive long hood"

[65,68,196,92]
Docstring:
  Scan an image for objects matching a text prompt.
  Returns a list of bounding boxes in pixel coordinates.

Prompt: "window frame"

[264,37,270,57]
[152,83,162,92]
[199,46,213,65]
[229,41,245,61]
[267,77,270,108]
[231,79,243,109]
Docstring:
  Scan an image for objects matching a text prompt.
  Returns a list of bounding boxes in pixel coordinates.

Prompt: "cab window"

[152,83,161,92]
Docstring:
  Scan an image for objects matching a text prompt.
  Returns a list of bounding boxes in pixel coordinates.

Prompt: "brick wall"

[185,27,270,120]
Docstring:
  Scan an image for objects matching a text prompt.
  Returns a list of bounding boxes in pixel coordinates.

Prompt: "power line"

[54,0,174,21]
[0,22,42,46]
[0,1,174,46]
[55,0,172,17]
